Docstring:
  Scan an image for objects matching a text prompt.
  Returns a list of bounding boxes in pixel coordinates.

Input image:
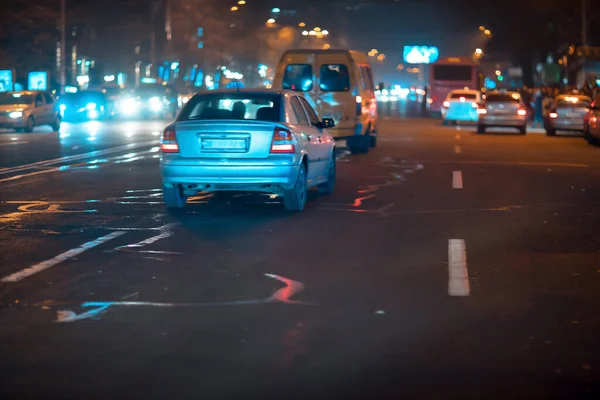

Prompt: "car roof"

[192,88,286,96]
[449,89,479,94]
[7,91,42,95]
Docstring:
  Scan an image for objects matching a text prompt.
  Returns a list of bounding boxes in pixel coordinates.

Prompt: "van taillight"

[161,126,179,153]
[270,127,295,153]
[355,96,362,116]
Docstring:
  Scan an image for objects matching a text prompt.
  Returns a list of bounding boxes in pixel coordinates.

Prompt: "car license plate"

[201,138,247,152]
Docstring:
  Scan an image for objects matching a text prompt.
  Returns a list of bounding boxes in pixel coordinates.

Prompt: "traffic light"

[498,75,504,81]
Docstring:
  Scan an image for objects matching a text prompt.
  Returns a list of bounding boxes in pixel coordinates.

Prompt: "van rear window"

[320,64,350,92]
[282,65,313,92]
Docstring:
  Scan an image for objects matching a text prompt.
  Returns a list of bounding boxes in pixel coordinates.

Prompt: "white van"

[273,49,378,154]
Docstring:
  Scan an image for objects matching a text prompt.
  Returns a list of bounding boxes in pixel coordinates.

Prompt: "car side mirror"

[321,118,335,128]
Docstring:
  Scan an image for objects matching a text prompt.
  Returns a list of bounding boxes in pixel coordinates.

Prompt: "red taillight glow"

[549,112,558,119]
[270,127,295,153]
[161,127,179,153]
[517,108,527,116]
[477,107,487,115]
[443,101,450,108]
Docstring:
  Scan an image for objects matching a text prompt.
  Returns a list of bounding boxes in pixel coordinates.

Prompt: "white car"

[441,89,481,125]
[160,89,336,211]
[0,91,61,132]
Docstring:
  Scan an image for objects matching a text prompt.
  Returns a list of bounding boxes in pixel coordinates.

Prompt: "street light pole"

[60,0,66,93]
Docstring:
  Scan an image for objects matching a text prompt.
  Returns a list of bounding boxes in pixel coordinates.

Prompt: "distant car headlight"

[9,111,23,119]
[149,96,163,112]
[120,98,138,115]
[86,102,97,111]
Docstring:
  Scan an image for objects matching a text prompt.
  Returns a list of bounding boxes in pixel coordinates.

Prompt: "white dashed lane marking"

[448,239,469,296]
[452,170,463,189]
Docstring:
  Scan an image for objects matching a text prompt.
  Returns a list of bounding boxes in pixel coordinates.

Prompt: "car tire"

[51,117,61,132]
[545,128,556,136]
[317,154,336,194]
[24,117,34,133]
[163,185,187,209]
[519,126,527,135]
[585,130,600,146]
[477,125,485,134]
[369,134,377,148]
[283,164,307,211]
[442,119,449,126]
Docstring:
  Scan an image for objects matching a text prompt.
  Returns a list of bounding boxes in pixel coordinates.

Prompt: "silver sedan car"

[545,94,591,136]
[160,89,336,211]
[477,91,528,135]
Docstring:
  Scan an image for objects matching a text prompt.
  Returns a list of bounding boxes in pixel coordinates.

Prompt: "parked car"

[441,89,481,125]
[160,89,336,211]
[584,94,600,146]
[545,94,591,136]
[477,91,528,135]
[0,91,61,132]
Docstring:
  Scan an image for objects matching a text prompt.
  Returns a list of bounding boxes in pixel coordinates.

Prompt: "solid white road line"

[0,141,29,147]
[454,145,462,154]
[452,170,463,189]
[0,140,158,175]
[1,231,126,282]
[455,134,461,140]
[448,239,470,296]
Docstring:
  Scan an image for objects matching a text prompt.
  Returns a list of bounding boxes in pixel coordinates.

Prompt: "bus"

[427,57,483,114]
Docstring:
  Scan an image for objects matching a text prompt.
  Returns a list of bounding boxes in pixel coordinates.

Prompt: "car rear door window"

[290,96,309,125]
[319,64,350,92]
[35,93,44,106]
[299,97,320,126]
[282,65,313,91]
[43,93,54,104]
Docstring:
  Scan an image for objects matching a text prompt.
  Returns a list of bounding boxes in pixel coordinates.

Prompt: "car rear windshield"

[179,93,281,122]
[0,93,33,105]
[282,64,313,92]
[486,94,520,102]
[319,64,350,92]
[556,99,591,108]
[433,65,472,81]
[449,93,477,100]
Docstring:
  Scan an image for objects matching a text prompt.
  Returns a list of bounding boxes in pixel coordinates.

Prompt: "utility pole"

[60,0,66,93]
[582,0,587,47]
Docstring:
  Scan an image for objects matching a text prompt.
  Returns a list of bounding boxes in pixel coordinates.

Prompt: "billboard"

[0,69,15,92]
[28,71,48,90]
[403,46,440,64]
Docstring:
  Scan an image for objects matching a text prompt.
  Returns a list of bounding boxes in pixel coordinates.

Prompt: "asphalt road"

[1,117,600,399]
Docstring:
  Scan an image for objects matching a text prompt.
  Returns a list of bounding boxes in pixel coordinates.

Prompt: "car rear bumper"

[161,163,301,192]
[479,115,527,127]
[548,119,584,131]
[0,120,26,129]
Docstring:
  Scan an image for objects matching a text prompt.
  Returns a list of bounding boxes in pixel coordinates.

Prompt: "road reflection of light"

[59,132,70,139]
[10,137,18,141]
[125,131,134,138]
[150,146,160,152]
[88,135,97,141]
[151,131,161,136]
[87,121,101,136]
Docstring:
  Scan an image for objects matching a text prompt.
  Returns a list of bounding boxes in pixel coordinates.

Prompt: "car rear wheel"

[545,128,556,136]
[283,164,307,211]
[477,125,485,134]
[318,154,336,194]
[585,129,600,146]
[24,117,34,133]
[163,185,187,209]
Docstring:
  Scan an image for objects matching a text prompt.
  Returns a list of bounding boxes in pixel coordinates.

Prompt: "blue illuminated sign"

[403,46,440,64]
[28,71,48,90]
[0,70,14,92]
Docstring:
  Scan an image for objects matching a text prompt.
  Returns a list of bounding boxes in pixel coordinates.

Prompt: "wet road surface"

[1,118,600,399]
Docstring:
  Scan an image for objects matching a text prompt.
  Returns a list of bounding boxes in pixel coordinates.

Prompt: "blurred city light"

[322,30,329,35]
[231,6,238,11]
[309,30,316,36]
[314,27,321,32]
[479,26,485,31]
[475,48,483,55]
[299,22,306,27]
[267,18,276,24]
[103,75,115,82]
[302,30,309,36]
[238,0,245,4]
[272,7,280,13]
[484,29,491,35]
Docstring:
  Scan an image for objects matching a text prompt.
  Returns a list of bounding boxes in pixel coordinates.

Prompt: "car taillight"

[355,96,362,116]
[549,112,558,119]
[443,101,450,108]
[477,107,487,115]
[161,126,179,153]
[270,127,295,153]
[517,108,527,116]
